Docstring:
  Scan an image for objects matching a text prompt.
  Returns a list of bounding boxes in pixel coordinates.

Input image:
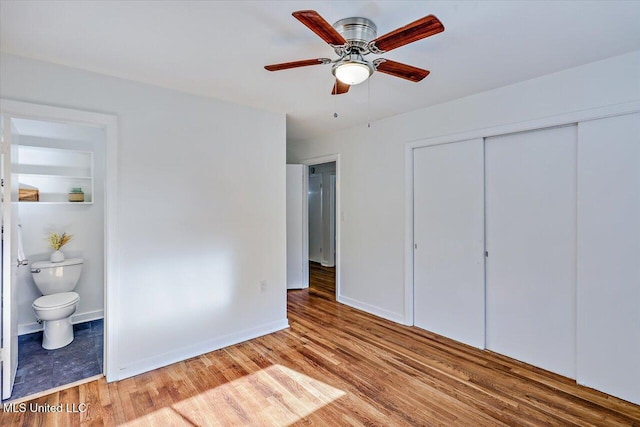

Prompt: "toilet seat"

[33,292,79,311]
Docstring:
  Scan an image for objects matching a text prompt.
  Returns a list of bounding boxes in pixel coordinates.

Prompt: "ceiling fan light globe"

[335,62,371,85]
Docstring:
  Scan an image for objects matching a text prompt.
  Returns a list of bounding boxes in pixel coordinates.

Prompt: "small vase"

[50,250,65,263]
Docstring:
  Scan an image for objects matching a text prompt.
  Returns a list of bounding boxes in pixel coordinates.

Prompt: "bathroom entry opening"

[302,155,340,300]
[0,99,118,401]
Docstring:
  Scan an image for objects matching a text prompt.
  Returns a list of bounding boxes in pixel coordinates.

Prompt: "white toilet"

[30,258,83,350]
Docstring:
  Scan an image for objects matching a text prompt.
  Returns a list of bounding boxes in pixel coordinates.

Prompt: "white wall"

[17,134,105,334]
[288,50,640,323]
[1,53,287,380]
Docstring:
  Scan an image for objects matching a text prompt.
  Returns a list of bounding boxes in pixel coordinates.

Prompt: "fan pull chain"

[367,77,371,128]
[334,81,339,118]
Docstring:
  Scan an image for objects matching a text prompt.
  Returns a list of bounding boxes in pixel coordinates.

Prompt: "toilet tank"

[30,258,84,295]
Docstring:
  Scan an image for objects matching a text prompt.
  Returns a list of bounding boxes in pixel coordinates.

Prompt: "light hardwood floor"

[2,262,639,426]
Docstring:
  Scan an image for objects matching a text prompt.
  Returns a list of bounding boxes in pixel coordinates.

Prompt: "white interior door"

[576,113,640,405]
[485,125,577,379]
[413,138,485,348]
[286,165,308,289]
[1,117,19,400]
[308,174,322,263]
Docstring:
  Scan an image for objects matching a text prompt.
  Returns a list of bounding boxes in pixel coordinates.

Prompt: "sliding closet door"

[576,113,640,405]
[414,139,485,348]
[485,125,577,378]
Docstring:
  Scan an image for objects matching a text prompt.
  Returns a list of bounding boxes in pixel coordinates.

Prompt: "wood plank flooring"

[2,262,639,426]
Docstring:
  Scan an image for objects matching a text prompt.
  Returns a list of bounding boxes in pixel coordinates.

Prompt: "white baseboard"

[18,309,104,336]
[337,295,407,325]
[72,310,104,325]
[18,323,43,336]
[111,318,290,382]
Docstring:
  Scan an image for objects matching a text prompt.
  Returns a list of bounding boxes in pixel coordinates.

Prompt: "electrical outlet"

[260,280,267,292]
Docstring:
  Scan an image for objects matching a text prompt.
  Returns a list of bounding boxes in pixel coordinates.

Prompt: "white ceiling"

[1,1,639,141]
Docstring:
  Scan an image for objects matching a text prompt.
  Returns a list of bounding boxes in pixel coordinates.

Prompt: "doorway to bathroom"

[0,100,117,402]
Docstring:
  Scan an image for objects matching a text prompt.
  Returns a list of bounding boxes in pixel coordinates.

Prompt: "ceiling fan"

[264,10,444,95]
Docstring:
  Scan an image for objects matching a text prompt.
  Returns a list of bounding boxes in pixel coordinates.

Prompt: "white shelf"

[18,201,93,205]
[19,173,92,180]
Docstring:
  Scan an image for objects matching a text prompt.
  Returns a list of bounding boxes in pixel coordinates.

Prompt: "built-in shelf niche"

[17,145,94,204]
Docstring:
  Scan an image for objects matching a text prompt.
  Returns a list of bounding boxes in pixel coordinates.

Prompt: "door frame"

[0,98,119,383]
[299,154,340,299]
[1,116,20,399]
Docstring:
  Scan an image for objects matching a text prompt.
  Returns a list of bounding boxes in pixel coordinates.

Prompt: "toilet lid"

[33,292,80,310]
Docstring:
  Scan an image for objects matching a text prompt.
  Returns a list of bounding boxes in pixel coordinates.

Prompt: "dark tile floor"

[5,319,103,401]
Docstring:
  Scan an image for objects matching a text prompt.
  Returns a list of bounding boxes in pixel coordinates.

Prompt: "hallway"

[308,261,335,300]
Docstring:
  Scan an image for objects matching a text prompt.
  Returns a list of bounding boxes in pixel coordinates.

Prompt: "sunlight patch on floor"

[121,364,346,426]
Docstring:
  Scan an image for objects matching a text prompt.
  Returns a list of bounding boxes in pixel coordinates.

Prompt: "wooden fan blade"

[369,15,444,53]
[331,79,350,95]
[374,59,430,82]
[264,58,330,71]
[292,10,347,46]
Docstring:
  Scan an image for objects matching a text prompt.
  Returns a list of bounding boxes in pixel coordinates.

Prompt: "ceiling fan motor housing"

[331,17,378,85]
[332,17,377,53]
